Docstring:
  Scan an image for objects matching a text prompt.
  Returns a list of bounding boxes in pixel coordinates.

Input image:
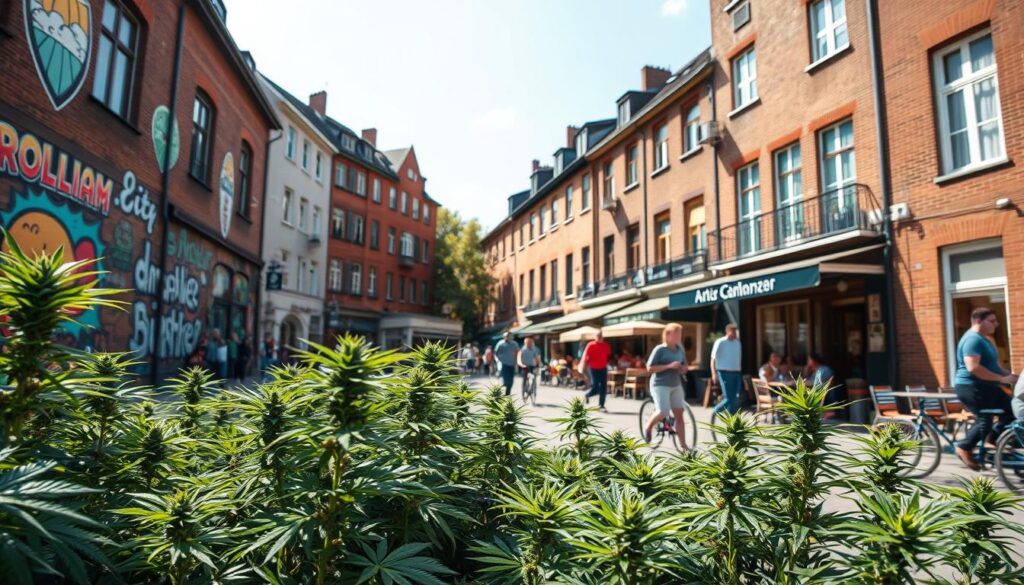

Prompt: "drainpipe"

[150,4,187,387]
[866,0,898,388]
[639,130,649,273]
[254,128,283,374]
[708,80,722,267]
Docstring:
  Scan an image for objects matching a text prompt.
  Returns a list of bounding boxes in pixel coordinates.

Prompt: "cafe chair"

[751,379,778,424]
[869,385,914,425]
[623,368,649,400]
[702,377,721,408]
[937,385,973,440]
[906,385,945,423]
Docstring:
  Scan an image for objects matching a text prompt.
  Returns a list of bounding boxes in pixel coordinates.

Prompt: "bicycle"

[995,419,1024,494]
[521,368,538,406]
[638,398,697,452]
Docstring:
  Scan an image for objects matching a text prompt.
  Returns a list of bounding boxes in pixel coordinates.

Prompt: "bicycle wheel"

[874,418,941,478]
[638,399,665,448]
[996,429,1024,494]
[671,402,698,452]
[708,410,719,443]
[521,375,531,403]
[529,376,538,406]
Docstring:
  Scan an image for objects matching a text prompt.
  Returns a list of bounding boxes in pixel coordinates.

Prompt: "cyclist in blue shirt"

[954,307,1018,470]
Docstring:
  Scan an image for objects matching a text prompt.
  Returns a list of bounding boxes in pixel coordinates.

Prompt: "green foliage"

[431,208,493,338]
[0,229,1023,584]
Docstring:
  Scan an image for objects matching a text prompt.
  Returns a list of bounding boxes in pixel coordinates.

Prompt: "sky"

[222,0,711,232]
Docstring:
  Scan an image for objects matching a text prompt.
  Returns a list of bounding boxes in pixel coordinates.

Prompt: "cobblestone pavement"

[467,373,1024,522]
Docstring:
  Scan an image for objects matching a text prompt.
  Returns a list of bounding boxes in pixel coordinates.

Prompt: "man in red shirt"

[580,330,612,412]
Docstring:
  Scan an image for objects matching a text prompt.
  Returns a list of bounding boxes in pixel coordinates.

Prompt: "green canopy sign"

[669,265,821,309]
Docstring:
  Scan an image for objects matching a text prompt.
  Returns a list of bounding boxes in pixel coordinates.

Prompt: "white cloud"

[30,6,89,63]
[470,107,518,134]
[661,0,689,17]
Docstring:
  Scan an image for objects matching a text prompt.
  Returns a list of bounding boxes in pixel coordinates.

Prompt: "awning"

[508,320,533,335]
[516,322,553,336]
[604,296,668,325]
[532,299,640,333]
[602,320,666,338]
[559,326,600,343]
[669,244,885,310]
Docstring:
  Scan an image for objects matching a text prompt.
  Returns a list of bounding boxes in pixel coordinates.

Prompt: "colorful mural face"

[218,152,234,239]
[151,106,180,174]
[23,0,92,111]
[0,187,104,339]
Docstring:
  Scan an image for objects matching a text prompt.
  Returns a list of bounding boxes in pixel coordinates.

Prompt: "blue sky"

[223,0,711,231]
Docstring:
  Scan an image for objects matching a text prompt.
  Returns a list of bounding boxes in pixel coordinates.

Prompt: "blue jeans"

[585,368,608,407]
[713,370,742,415]
[500,364,516,396]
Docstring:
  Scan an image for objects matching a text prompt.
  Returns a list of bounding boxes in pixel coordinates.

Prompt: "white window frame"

[626,144,639,186]
[412,198,420,220]
[356,172,367,196]
[309,261,318,295]
[819,118,856,192]
[941,239,1010,382]
[368,267,378,297]
[335,163,347,188]
[372,178,381,202]
[400,233,415,257]
[774,143,803,243]
[737,161,761,255]
[684,104,701,154]
[312,206,322,239]
[653,124,669,171]
[351,263,362,295]
[315,151,323,181]
[809,0,849,63]
[401,191,408,214]
[389,187,397,209]
[932,29,1005,176]
[618,101,630,126]
[301,140,310,170]
[565,186,574,219]
[423,204,430,224]
[732,46,758,109]
[282,188,294,225]
[328,259,341,292]
[581,174,591,210]
[298,197,309,231]
[551,200,558,226]
[286,126,296,159]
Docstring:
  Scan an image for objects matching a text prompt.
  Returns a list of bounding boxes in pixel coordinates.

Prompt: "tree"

[433,208,493,338]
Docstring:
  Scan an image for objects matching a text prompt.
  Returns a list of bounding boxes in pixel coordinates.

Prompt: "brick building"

[0,0,279,380]
[879,0,1024,386]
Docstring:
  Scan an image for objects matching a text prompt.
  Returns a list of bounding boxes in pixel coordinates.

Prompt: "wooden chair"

[938,385,973,440]
[869,385,914,425]
[741,375,756,408]
[702,377,721,408]
[623,369,649,400]
[906,385,945,423]
[752,379,778,424]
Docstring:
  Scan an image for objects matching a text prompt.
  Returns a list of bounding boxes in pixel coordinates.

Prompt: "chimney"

[641,65,672,91]
[532,159,540,173]
[566,125,578,149]
[361,128,377,147]
[308,91,327,116]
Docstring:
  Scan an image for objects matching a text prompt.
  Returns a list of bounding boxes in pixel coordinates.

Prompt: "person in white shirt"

[461,345,475,375]
[711,323,743,416]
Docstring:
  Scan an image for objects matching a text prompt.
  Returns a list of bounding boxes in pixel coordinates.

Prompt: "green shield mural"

[23,0,92,111]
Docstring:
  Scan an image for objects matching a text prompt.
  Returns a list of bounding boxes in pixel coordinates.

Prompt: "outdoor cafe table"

[608,369,625,395]
[885,391,958,400]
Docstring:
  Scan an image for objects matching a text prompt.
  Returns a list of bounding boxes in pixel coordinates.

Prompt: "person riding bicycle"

[643,323,689,447]
[518,336,542,399]
[953,307,1018,470]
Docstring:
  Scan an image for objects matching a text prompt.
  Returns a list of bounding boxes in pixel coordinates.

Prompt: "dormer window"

[576,129,588,155]
[618,102,630,126]
[553,153,563,175]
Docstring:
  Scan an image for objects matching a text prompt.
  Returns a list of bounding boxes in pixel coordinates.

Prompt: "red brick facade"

[0,0,277,379]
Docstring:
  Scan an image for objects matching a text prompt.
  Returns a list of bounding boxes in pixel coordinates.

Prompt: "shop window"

[92,0,140,120]
[654,212,671,263]
[757,300,811,367]
[943,240,1010,380]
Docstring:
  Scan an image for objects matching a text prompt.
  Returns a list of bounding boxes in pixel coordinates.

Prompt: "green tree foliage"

[1,229,1023,584]
[432,208,493,338]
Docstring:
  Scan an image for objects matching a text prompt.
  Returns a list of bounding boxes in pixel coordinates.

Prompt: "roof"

[260,76,337,151]
[384,148,412,170]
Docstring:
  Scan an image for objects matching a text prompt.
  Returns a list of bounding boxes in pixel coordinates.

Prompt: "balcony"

[645,250,706,287]
[576,269,645,305]
[522,295,563,318]
[707,184,882,267]
[398,254,416,268]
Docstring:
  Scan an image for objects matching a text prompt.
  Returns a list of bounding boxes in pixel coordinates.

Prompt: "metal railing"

[646,250,706,286]
[708,183,881,265]
[523,295,562,313]
[576,269,643,301]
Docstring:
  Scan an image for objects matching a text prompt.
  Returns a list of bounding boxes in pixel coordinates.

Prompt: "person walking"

[461,344,475,376]
[472,344,482,375]
[260,334,276,381]
[518,336,542,398]
[643,323,689,447]
[205,329,223,381]
[483,345,496,377]
[711,323,743,417]
[580,331,612,412]
[216,335,229,383]
[495,332,520,396]
[953,307,1018,470]
[227,332,239,383]
[236,334,251,381]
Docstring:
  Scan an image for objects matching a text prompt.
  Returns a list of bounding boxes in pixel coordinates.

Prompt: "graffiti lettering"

[0,120,112,215]
[129,301,203,360]
[133,240,200,310]
[116,171,157,234]
[166,227,214,271]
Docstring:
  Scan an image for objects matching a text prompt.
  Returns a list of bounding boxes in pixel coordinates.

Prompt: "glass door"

[943,240,1010,380]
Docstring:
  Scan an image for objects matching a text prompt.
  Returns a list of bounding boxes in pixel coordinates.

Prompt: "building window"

[329,259,341,292]
[298,198,308,231]
[529,213,536,241]
[350,263,362,295]
[551,200,558,226]
[312,207,322,239]
[341,134,355,151]
[519,274,525,305]
[400,276,407,302]
[942,240,1010,379]
[758,301,811,367]
[334,163,346,188]
[92,0,138,119]
[400,233,414,257]
[237,141,252,218]
[309,261,318,295]
[387,227,396,254]
[302,141,310,170]
[188,92,214,182]
[655,212,671,263]
[581,174,592,210]
[737,162,762,255]
[933,31,1004,175]
[331,208,345,239]
[408,168,416,180]
[280,251,290,288]
[626,144,639,186]
[576,129,588,154]
[368,267,378,298]
[539,265,547,300]
[400,191,408,214]
[528,270,535,302]
[423,204,430,225]
[315,151,323,180]
[539,207,547,235]
[684,104,701,153]
[627,224,640,273]
[389,187,397,209]
[385,272,394,300]
[421,240,429,263]
[603,236,615,280]
[732,46,758,110]
[774,143,804,242]
[370,220,380,249]
[565,186,574,218]
[519,223,525,249]
[603,162,615,203]
[372,178,381,202]
[420,281,428,306]
[581,247,590,287]
[351,214,365,245]
[565,253,574,294]
[654,123,669,170]
[356,172,367,196]
[297,258,307,292]
[810,0,848,63]
[409,278,417,304]
[618,101,630,126]
[551,259,559,297]
[282,189,294,225]
[819,119,856,231]
[686,199,706,252]
[412,198,420,220]
[286,126,296,160]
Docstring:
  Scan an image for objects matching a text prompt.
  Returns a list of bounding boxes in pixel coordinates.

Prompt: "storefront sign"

[670,266,821,309]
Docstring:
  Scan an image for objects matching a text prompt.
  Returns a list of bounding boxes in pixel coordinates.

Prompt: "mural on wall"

[218,152,234,239]
[151,106,180,173]
[129,239,205,361]
[23,0,92,111]
[0,188,104,340]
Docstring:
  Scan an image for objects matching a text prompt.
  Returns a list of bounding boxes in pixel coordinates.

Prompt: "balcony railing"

[398,253,416,268]
[645,250,706,286]
[573,250,708,302]
[576,269,641,301]
[523,295,562,314]
[707,183,881,265]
